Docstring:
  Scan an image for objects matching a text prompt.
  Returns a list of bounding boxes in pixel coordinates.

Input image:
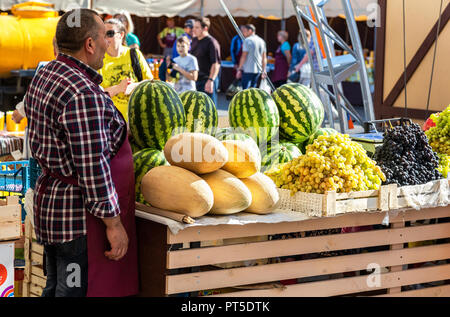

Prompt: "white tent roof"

[1,0,375,18]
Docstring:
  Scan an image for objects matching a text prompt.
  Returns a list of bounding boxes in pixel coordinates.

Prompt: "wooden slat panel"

[377,284,450,297]
[30,284,44,297]
[387,222,405,294]
[31,266,45,278]
[210,263,450,297]
[30,274,46,288]
[31,243,44,255]
[0,203,21,241]
[166,206,450,244]
[31,251,43,266]
[166,243,450,294]
[167,223,450,269]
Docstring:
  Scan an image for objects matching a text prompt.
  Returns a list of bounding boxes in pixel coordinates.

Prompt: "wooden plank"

[23,282,30,297]
[31,266,45,278]
[31,243,44,255]
[0,203,21,241]
[30,274,46,289]
[166,243,450,294]
[210,263,450,297]
[382,3,450,110]
[387,222,405,294]
[166,206,450,244]
[335,189,380,200]
[373,0,387,119]
[334,197,379,214]
[25,217,32,240]
[136,217,168,297]
[377,284,450,297]
[31,251,43,266]
[30,284,43,297]
[167,222,450,269]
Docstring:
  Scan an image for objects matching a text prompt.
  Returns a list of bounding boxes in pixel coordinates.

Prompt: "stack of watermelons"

[225,83,330,172]
[128,80,219,204]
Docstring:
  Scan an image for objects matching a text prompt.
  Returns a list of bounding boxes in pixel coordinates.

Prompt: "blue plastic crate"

[0,161,29,195]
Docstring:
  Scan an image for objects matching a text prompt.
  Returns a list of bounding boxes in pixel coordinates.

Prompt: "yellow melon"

[164,132,228,174]
[221,139,261,178]
[241,172,280,214]
[141,165,214,217]
[200,169,252,214]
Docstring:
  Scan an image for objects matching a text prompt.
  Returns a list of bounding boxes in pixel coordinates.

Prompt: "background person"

[99,18,153,122]
[230,25,245,71]
[113,11,140,49]
[24,8,138,297]
[288,30,308,82]
[167,35,199,93]
[271,30,292,88]
[190,17,221,105]
[235,24,267,89]
[157,17,184,58]
[160,19,195,82]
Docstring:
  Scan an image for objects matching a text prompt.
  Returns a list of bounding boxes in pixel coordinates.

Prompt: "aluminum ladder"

[291,0,375,133]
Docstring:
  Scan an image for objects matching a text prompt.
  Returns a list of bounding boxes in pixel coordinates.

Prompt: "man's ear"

[85,37,95,55]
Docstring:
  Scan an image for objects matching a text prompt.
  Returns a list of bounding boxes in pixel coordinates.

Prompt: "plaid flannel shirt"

[24,54,127,244]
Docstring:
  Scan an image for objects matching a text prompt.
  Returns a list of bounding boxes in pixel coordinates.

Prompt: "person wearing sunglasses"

[99,18,153,122]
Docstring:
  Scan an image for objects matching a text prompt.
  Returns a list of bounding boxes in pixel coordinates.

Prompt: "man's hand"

[261,72,267,79]
[11,110,24,124]
[236,69,242,79]
[103,216,129,261]
[117,78,131,95]
[205,79,214,94]
[295,63,302,73]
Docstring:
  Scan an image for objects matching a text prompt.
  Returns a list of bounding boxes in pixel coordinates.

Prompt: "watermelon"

[133,148,169,204]
[228,88,279,148]
[180,91,218,135]
[261,142,302,172]
[215,127,253,142]
[129,80,186,150]
[272,83,324,143]
[306,127,338,145]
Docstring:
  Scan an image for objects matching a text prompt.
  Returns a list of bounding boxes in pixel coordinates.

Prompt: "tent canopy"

[1,0,376,18]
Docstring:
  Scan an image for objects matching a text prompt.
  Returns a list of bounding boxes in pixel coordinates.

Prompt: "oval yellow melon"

[200,169,252,215]
[221,139,261,178]
[141,165,214,217]
[241,172,280,214]
[164,132,228,174]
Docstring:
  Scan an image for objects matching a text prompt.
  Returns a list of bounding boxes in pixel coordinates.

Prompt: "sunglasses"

[106,30,118,38]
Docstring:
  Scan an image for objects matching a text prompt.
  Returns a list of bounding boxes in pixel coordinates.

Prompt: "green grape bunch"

[426,105,450,155]
[265,134,385,195]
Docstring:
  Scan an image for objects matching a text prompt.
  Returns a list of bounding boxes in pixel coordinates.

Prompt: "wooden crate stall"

[137,206,450,297]
[23,216,46,297]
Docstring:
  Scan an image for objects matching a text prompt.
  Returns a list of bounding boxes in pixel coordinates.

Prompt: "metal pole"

[200,0,204,18]
[218,0,275,91]
[342,0,375,122]
[281,0,286,30]
[309,0,347,132]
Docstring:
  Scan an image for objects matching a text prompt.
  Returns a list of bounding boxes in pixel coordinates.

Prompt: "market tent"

[1,0,376,18]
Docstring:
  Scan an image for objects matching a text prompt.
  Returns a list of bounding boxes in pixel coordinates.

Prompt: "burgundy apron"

[37,137,138,297]
[271,44,290,83]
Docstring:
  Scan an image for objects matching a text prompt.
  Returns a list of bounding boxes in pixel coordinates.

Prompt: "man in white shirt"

[235,24,267,89]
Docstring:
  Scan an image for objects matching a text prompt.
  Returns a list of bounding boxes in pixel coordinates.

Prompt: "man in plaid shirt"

[25,9,133,297]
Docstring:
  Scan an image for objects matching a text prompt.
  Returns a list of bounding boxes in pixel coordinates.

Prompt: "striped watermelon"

[215,127,253,142]
[272,83,324,143]
[129,80,186,150]
[133,148,169,204]
[180,91,218,135]
[306,127,338,145]
[228,88,279,148]
[261,142,302,172]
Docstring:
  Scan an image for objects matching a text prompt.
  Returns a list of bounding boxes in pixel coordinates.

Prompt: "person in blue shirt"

[230,25,245,69]
[160,19,195,81]
[289,31,308,73]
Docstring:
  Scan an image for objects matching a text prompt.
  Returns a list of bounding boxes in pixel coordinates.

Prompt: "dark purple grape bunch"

[374,122,442,186]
